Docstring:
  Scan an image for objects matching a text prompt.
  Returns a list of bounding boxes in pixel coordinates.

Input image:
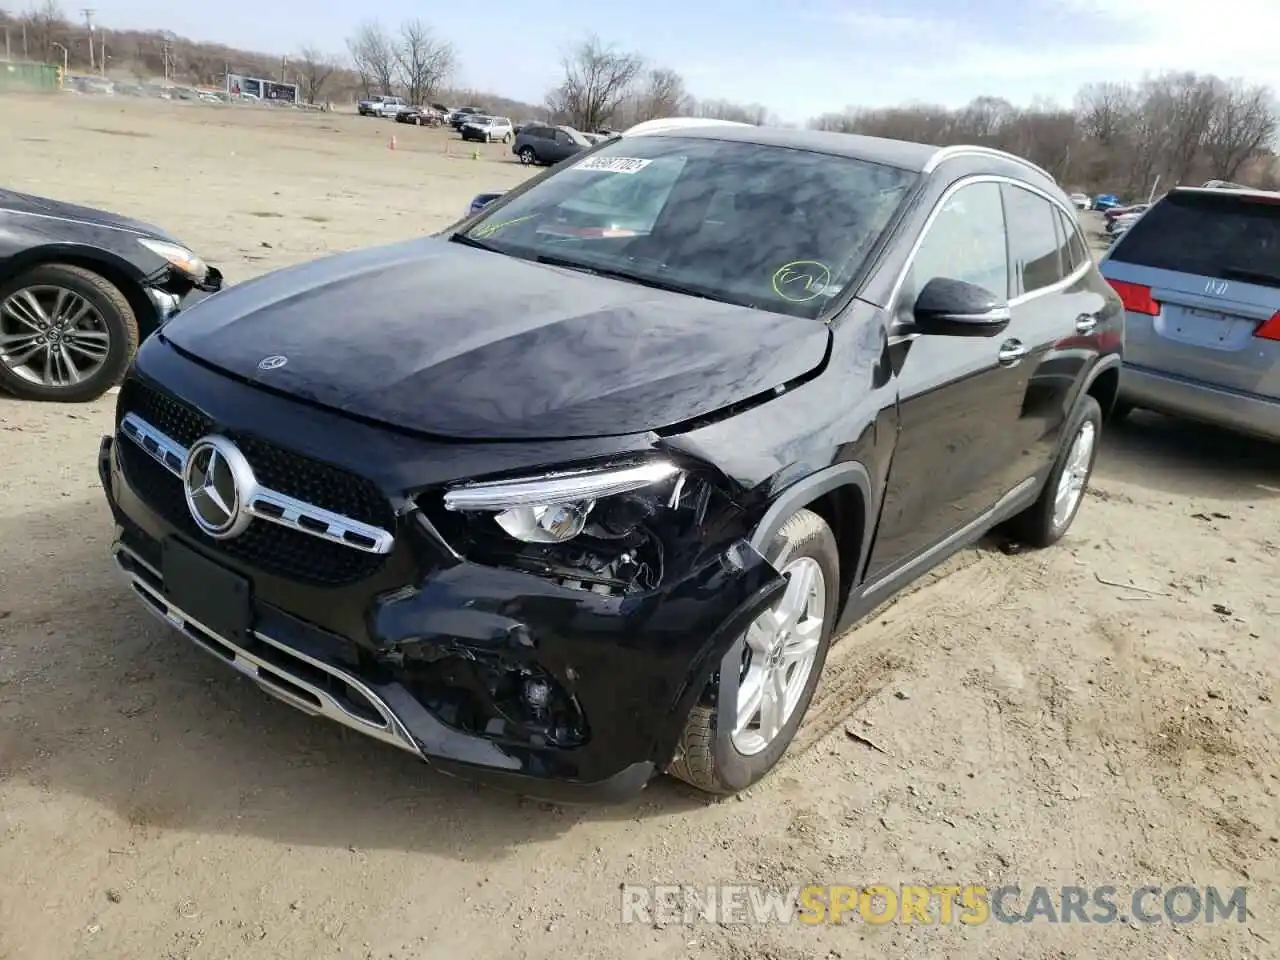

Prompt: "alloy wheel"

[0,284,111,388]
[731,556,826,756]
[1053,420,1095,529]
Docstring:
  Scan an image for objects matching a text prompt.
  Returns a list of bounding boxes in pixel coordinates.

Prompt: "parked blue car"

[1092,193,1121,211]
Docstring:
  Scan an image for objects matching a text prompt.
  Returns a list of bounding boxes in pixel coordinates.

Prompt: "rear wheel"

[502,133,512,144]
[669,508,839,795]
[1003,394,1102,548]
[0,263,138,403]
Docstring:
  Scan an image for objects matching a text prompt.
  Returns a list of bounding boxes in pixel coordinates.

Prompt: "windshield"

[1110,191,1280,286]
[458,136,917,318]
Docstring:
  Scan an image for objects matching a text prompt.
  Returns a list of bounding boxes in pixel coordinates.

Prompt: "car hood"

[0,188,178,242]
[162,236,830,441]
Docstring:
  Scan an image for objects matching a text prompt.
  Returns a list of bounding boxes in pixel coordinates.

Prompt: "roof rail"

[923,144,1055,181]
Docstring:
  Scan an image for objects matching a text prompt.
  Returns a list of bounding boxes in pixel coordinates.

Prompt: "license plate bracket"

[162,537,252,642]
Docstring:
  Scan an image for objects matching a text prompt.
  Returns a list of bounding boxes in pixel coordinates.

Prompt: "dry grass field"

[0,93,1277,960]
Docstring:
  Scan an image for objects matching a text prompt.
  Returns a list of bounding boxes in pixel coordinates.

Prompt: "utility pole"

[4,26,10,62]
[82,8,95,70]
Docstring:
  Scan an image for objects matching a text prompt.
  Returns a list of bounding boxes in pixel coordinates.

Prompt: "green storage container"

[0,60,60,91]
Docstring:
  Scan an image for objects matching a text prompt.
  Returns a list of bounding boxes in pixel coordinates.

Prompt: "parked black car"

[0,188,222,402]
[98,127,1122,802]
[449,106,485,130]
[394,107,440,126]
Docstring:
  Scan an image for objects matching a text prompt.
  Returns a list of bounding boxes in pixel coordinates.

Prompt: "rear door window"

[1055,207,1089,275]
[1002,184,1064,295]
[1110,191,1280,287]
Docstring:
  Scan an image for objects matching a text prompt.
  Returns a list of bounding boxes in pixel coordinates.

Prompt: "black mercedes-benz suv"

[98,126,1124,802]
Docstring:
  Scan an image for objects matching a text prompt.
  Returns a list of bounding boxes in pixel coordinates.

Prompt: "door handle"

[998,340,1029,365]
[1075,313,1099,334]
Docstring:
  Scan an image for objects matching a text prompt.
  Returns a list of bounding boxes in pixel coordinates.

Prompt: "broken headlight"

[443,460,681,543]
[437,460,703,594]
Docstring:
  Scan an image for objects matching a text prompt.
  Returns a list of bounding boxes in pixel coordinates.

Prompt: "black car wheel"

[518,146,537,165]
[0,263,139,403]
[669,507,839,795]
[1003,394,1103,548]
[502,133,512,144]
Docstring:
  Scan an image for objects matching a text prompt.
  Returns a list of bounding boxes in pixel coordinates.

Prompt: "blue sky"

[96,0,1280,123]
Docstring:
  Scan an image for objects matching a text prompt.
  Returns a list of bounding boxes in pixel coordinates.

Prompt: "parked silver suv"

[1098,186,1280,441]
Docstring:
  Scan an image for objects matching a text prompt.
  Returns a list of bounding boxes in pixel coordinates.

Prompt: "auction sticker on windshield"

[572,156,653,174]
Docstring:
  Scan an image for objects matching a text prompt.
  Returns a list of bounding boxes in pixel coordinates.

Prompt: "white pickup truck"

[357,95,407,118]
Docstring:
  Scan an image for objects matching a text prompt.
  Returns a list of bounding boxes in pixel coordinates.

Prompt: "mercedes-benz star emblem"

[182,435,256,539]
[258,355,288,371]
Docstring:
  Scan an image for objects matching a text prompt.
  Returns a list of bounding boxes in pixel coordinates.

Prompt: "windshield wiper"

[533,253,717,301]
[449,232,502,253]
[1220,266,1280,287]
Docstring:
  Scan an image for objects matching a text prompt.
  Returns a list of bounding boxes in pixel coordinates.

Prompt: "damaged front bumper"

[99,433,785,803]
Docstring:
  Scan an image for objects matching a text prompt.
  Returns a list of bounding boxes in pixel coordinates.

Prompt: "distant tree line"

[811,74,1278,195]
[3,4,1276,193]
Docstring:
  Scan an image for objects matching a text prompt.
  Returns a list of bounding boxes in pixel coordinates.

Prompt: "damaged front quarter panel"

[366,523,786,784]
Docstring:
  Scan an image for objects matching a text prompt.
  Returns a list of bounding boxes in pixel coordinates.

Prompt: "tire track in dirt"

[789,545,1020,759]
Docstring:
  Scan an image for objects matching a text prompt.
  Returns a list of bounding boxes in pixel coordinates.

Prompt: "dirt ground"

[0,95,1277,960]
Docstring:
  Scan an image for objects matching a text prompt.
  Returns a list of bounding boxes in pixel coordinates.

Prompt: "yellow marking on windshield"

[772,260,832,302]
[472,215,537,238]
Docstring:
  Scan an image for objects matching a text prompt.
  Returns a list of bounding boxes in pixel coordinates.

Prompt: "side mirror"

[912,277,1011,337]
[467,192,504,216]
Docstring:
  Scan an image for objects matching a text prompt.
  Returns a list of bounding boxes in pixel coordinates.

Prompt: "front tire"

[518,146,537,165]
[669,508,839,795]
[1003,394,1102,548]
[0,263,138,403]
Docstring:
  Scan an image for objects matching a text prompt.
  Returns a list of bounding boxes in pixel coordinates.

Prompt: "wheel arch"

[705,462,877,725]
[1083,354,1122,421]
[667,462,877,784]
[747,461,876,616]
[2,245,157,338]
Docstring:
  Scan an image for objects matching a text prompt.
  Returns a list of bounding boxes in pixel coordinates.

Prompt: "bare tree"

[20,0,63,60]
[1075,81,1134,146]
[1204,79,1277,179]
[1142,72,1219,185]
[546,35,644,132]
[394,19,455,105]
[688,97,772,125]
[630,67,688,123]
[346,20,396,96]
[296,46,337,103]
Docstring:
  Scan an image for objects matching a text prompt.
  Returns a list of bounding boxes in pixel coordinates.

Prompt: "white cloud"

[674,0,1280,123]
[1051,0,1280,90]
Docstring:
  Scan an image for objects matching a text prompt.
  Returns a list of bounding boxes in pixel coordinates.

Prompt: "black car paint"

[98,142,1123,802]
[0,188,223,337]
[161,237,831,440]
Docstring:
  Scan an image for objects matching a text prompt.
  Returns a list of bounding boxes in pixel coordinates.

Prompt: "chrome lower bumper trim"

[111,544,422,757]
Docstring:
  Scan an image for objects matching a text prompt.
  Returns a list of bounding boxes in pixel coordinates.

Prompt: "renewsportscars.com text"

[619,884,1249,926]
